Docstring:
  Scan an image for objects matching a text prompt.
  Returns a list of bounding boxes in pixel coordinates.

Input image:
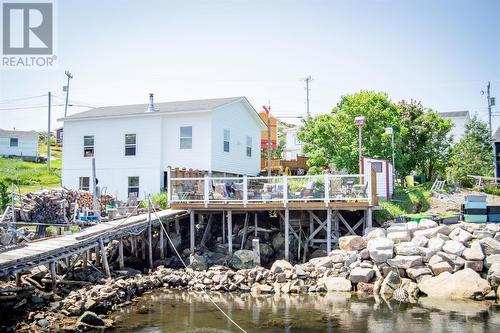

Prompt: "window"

[246,136,252,157]
[180,126,192,149]
[223,129,230,152]
[79,177,90,191]
[125,134,136,156]
[10,138,18,147]
[128,177,139,197]
[371,162,383,173]
[83,136,94,157]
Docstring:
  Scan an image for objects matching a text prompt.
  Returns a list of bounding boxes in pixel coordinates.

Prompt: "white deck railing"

[168,174,375,207]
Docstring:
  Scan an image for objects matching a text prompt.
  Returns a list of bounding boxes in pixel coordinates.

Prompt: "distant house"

[361,156,394,200]
[60,95,266,200]
[437,111,470,140]
[55,126,64,146]
[492,126,500,178]
[0,129,39,161]
[283,127,304,160]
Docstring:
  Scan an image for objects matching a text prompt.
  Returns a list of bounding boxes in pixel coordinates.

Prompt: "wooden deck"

[0,209,186,278]
[170,200,371,211]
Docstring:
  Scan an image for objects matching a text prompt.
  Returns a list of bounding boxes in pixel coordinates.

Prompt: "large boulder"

[412,235,429,248]
[418,268,491,299]
[349,267,374,283]
[387,255,422,269]
[487,263,500,288]
[367,238,394,263]
[462,241,485,261]
[230,250,254,270]
[413,225,451,238]
[380,270,401,296]
[309,256,333,270]
[387,230,411,243]
[189,254,208,271]
[395,242,419,256]
[479,237,500,256]
[365,228,386,240]
[406,266,432,281]
[339,235,367,251]
[442,240,466,256]
[485,254,500,269]
[167,233,182,253]
[449,228,473,243]
[270,259,293,273]
[430,261,453,275]
[417,219,438,230]
[76,311,109,329]
[272,233,285,251]
[324,277,352,292]
[428,237,445,251]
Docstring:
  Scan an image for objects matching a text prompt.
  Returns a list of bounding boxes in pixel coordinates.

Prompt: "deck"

[0,208,186,278]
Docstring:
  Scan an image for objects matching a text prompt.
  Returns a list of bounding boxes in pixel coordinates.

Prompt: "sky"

[0,0,499,131]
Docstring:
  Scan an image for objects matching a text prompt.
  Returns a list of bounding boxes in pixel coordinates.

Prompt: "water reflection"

[110,289,499,333]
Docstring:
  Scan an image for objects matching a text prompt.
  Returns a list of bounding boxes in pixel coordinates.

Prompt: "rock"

[37,319,50,328]
[270,260,293,273]
[380,270,401,296]
[281,282,291,293]
[189,254,208,271]
[259,243,274,259]
[449,228,473,243]
[230,250,254,270]
[359,248,370,260]
[0,233,13,245]
[349,267,374,283]
[339,236,367,251]
[417,219,438,229]
[417,247,437,262]
[406,267,432,281]
[395,242,419,256]
[365,228,386,240]
[427,237,445,251]
[464,260,483,272]
[413,225,451,238]
[462,241,485,261]
[272,233,285,251]
[412,235,428,248]
[357,282,374,293]
[387,255,422,269]
[418,269,491,299]
[367,238,394,263]
[430,261,453,275]
[479,237,500,256]
[487,263,500,288]
[309,256,333,270]
[76,311,107,328]
[400,278,419,299]
[309,248,328,259]
[167,233,182,253]
[485,254,500,269]
[387,230,411,242]
[473,230,493,239]
[442,240,466,256]
[324,277,352,292]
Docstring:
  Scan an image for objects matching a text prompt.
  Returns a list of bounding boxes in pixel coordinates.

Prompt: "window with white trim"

[371,162,383,173]
[246,136,252,157]
[83,136,94,157]
[125,134,136,156]
[128,177,139,197]
[79,177,90,191]
[10,138,18,147]
[180,126,192,149]
[223,129,230,152]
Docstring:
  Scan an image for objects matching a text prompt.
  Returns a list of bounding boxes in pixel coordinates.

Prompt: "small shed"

[0,129,39,161]
[361,156,393,200]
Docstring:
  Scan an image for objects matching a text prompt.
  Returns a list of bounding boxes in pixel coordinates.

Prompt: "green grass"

[374,186,431,224]
[481,187,500,197]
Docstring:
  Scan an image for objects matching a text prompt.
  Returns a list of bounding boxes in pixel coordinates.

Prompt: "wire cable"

[0,94,46,104]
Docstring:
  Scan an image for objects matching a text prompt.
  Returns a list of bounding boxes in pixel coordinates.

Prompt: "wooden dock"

[0,209,186,279]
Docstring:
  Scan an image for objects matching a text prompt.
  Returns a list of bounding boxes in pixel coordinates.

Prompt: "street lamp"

[385,127,395,189]
[355,116,366,174]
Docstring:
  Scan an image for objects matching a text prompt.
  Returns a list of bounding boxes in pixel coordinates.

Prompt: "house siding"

[0,133,38,158]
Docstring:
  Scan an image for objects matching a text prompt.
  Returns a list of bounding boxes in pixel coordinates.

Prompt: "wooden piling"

[227,210,233,255]
[94,245,101,266]
[284,208,289,261]
[254,213,258,237]
[148,199,153,269]
[99,238,111,277]
[50,261,57,293]
[327,208,332,253]
[118,238,124,270]
[240,213,248,250]
[252,238,261,266]
[159,221,165,259]
[190,210,195,253]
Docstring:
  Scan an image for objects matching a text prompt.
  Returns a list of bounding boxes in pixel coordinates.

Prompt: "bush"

[139,192,168,209]
[0,181,8,211]
[374,186,431,224]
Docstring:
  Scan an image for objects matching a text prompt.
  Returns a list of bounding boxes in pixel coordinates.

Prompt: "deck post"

[254,213,258,237]
[366,208,373,229]
[243,175,248,207]
[240,213,249,250]
[227,210,233,255]
[118,238,124,269]
[148,198,153,269]
[166,166,172,207]
[327,208,332,253]
[50,261,57,293]
[190,210,195,253]
[204,174,209,208]
[99,237,111,277]
[83,250,88,268]
[284,208,289,261]
[175,217,180,234]
[94,244,101,266]
[283,175,288,207]
[252,238,261,266]
[324,174,330,207]
[15,273,21,287]
[222,211,226,243]
[159,221,165,259]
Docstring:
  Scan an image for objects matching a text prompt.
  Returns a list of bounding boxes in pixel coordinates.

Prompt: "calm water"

[110,289,500,333]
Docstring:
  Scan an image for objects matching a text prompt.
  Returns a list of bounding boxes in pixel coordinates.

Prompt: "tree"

[448,115,493,186]
[299,91,401,173]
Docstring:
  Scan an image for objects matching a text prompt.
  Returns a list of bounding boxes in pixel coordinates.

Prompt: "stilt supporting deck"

[366,208,372,229]
[222,211,226,243]
[252,238,261,266]
[159,221,165,259]
[50,261,57,293]
[190,210,195,253]
[284,208,290,261]
[95,245,101,266]
[327,208,332,253]
[99,237,111,277]
[254,213,258,237]
[118,238,124,270]
[227,210,233,255]
[148,199,153,269]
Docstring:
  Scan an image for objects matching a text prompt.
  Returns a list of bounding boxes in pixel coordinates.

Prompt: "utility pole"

[47,92,51,171]
[63,70,73,118]
[303,75,313,117]
[263,105,272,176]
[482,81,496,175]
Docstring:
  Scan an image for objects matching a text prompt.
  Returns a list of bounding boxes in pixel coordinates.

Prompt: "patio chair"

[213,183,228,200]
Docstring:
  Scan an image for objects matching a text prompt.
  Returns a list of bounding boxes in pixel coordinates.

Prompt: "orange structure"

[259,111,278,149]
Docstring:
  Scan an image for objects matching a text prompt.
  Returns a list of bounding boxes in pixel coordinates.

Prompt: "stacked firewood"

[77,192,114,213]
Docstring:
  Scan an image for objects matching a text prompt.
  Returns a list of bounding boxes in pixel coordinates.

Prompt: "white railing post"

[283,174,288,207]
[243,175,248,207]
[367,173,372,206]
[324,173,330,207]
[167,167,172,206]
[204,174,209,207]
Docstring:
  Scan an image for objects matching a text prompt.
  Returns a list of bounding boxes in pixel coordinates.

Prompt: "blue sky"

[1,0,499,131]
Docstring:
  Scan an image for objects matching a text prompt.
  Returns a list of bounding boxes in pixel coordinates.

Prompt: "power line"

[0,104,65,111]
[0,94,46,104]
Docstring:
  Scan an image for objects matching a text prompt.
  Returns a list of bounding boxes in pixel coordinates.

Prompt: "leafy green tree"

[448,115,493,186]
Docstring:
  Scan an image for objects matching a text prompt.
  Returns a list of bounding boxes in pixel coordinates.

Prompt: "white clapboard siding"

[362,156,393,200]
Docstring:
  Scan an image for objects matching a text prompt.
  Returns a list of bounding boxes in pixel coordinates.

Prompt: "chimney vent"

[147,93,155,112]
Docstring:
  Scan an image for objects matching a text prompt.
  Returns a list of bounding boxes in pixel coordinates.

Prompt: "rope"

[149,201,248,333]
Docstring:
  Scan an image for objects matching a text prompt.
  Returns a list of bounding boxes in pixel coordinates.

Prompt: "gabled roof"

[0,129,38,138]
[62,96,245,121]
[437,110,470,119]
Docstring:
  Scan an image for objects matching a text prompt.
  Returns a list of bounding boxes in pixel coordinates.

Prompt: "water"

[110,289,500,333]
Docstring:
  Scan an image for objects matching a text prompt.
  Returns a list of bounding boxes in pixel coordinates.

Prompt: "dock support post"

[95,244,101,267]
[99,237,111,277]
[50,261,57,293]
[240,213,248,250]
[175,217,180,234]
[83,250,88,268]
[118,238,124,270]
[327,208,332,253]
[222,211,226,243]
[227,210,233,255]
[254,213,258,237]
[159,221,165,259]
[366,208,372,229]
[15,273,21,287]
[148,198,153,269]
[252,238,261,266]
[284,208,289,261]
[190,210,195,253]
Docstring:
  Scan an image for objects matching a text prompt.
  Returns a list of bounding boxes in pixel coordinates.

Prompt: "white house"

[361,156,394,200]
[0,129,39,161]
[437,110,470,140]
[60,95,266,200]
[283,127,304,160]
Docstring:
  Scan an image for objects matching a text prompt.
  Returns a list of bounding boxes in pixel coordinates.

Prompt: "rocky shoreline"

[7,220,500,332]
